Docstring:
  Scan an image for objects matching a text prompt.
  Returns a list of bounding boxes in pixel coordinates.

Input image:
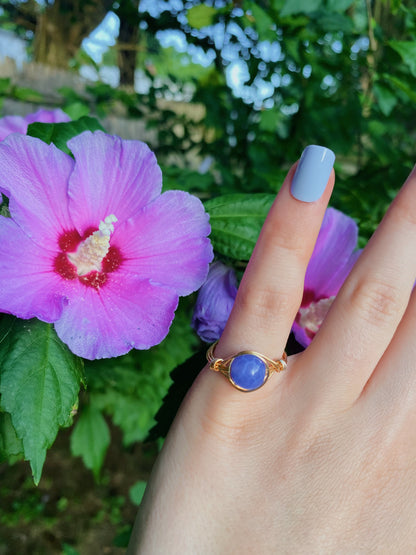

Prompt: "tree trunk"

[115,0,141,90]
[32,0,113,68]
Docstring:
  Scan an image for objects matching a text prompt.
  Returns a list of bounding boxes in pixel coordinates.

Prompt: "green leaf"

[129,480,147,506]
[0,77,11,95]
[86,303,199,445]
[326,0,354,12]
[187,5,218,29]
[248,4,276,40]
[383,75,416,103]
[0,316,84,484]
[62,544,80,555]
[70,405,110,480]
[259,107,283,133]
[316,13,353,32]
[280,0,323,16]
[12,87,43,102]
[63,102,90,120]
[389,41,416,77]
[0,411,24,462]
[373,83,398,116]
[27,116,105,155]
[205,194,274,260]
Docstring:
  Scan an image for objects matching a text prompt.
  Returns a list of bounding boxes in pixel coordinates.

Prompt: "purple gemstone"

[229,354,267,391]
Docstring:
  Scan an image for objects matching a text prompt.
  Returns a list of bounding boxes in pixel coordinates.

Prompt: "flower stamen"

[68,215,117,276]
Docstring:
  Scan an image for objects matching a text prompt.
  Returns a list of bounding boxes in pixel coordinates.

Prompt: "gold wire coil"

[206,340,287,391]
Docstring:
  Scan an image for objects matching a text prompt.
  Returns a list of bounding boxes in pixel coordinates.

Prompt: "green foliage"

[280,0,323,17]
[187,4,219,29]
[129,480,147,506]
[205,194,275,261]
[0,411,24,462]
[82,302,199,455]
[70,405,110,481]
[27,116,105,154]
[0,316,84,484]
[389,40,416,76]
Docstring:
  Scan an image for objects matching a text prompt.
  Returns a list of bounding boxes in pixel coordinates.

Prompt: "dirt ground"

[0,424,158,554]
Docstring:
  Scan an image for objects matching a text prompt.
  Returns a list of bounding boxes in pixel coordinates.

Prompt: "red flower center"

[54,226,123,290]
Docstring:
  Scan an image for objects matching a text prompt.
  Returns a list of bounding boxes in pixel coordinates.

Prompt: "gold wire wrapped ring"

[206,341,287,392]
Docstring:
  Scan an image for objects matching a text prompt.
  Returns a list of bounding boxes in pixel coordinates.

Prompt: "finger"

[359,284,416,420]
[300,165,416,408]
[216,145,335,363]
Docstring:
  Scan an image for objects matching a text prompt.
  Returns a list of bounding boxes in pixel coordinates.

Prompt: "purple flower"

[0,108,71,141]
[0,130,213,359]
[192,261,237,342]
[292,207,361,347]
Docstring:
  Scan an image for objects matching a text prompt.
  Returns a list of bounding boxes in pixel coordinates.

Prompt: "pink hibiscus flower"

[0,131,213,359]
[0,108,71,141]
[292,207,361,347]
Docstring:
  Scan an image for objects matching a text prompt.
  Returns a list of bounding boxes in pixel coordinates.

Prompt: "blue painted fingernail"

[291,145,335,202]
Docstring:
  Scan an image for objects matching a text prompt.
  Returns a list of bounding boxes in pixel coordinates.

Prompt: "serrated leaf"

[27,116,105,155]
[205,194,274,260]
[70,405,110,480]
[187,5,218,29]
[0,316,84,484]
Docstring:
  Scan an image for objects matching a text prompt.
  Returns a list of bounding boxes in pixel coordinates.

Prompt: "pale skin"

[128,161,416,554]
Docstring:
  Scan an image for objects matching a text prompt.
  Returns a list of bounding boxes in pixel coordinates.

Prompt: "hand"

[128,149,416,554]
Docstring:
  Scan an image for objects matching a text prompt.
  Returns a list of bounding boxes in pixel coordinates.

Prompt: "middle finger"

[300,165,416,409]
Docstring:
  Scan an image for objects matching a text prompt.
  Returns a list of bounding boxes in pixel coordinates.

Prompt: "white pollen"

[68,214,118,276]
[298,296,335,334]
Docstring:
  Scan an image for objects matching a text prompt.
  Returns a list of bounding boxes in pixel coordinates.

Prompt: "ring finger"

[213,145,336,389]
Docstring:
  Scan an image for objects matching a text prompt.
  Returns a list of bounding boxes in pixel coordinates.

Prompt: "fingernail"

[291,145,335,202]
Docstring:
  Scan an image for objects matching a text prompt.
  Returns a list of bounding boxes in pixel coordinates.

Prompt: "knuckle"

[237,285,298,323]
[348,277,402,326]
[262,224,309,264]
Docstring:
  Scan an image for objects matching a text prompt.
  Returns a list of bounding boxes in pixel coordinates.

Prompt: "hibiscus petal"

[113,190,213,296]
[304,207,358,296]
[25,108,71,125]
[291,321,313,349]
[0,109,71,141]
[0,217,66,322]
[67,131,162,233]
[0,134,74,250]
[323,248,362,294]
[0,116,27,140]
[54,274,179,359]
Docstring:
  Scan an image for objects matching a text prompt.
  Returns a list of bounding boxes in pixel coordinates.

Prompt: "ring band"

[206,341,287,392]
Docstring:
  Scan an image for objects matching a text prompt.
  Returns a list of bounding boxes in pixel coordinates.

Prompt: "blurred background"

[0,1,415,553]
